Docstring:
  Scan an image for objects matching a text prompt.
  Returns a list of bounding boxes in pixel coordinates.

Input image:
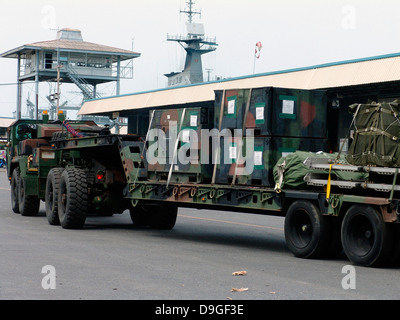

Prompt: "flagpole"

[253,53,256,74]
[253,41,262,74]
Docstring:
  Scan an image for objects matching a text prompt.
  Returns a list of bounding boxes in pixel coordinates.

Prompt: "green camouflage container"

[271,88,327,138]
[215,87,273,136]
[215,87,327,138]
[214,136,328,187]
[147,107,214,183]
[215,136,275,186]
[272,137,329,160]
[214,89,250,131]
[244,87,273,136]
[150,108,181,131]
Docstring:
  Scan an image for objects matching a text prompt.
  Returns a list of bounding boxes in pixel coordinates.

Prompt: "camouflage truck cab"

[7,116,60,216]
[6,112,125,220]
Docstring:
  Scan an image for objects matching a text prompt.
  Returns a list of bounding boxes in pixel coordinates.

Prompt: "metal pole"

[56,65,60,115]
[35,50,40,120]
[116,56,121,134]
[16,53,22,120]
[116,55,121,95]
[56,37,60,115]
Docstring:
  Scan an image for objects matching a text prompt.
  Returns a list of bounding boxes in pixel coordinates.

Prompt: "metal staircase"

[65,67,100,100]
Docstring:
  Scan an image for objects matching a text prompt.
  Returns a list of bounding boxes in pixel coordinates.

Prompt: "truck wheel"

[341,205,394,267]
[148,206,177,230]
[58,168,88,229]
[18,176,40,216]
[284,200,331,259]
[45,168,64,225]
[388,224,400,267]
[129,205,150,227]
[11,168,20,213]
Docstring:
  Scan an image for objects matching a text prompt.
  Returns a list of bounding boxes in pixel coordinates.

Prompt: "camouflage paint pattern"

[215,136,275,186]
[147,107,215,183]
[214,87,327,138]
[271,88,327,138]
[214,89,250,131]
[127,180,284,214]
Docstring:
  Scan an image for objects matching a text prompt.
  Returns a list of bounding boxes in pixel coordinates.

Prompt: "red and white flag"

[255,41,262,59]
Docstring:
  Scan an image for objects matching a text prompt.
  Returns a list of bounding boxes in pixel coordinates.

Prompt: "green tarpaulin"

[273,151,368,189]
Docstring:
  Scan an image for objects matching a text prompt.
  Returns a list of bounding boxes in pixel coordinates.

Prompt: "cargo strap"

[356,127,399,141]
[167,108,186,187]
[326,164,333,200]
[357,105,399,117]
[133,110,155,185]
[232,88,252,185]
[274,160,286,193]
[211,91,226,184]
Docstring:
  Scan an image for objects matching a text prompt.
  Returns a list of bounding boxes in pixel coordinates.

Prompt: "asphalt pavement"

[0,169,400,302]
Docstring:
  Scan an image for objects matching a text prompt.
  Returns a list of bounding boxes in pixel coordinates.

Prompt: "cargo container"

[214,87,327,138]
[147,107,214,183]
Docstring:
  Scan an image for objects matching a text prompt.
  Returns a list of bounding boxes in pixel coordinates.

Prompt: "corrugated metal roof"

[79,53,400,116]
[1,40,140,61]
[0,118,16,128]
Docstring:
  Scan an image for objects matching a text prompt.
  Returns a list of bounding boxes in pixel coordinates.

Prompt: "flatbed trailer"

[125,171,400,268]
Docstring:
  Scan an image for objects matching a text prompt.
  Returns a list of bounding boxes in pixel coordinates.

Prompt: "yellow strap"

[326,164,332,199]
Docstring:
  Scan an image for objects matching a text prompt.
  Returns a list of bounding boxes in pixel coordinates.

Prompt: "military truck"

[6,87,400,268]
[6,111,160,229]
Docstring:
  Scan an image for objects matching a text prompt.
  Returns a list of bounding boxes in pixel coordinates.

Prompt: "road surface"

[0,169,399,302]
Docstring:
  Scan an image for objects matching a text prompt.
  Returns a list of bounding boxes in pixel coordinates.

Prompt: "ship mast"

[180,0,201,23]
[165,0,218,87]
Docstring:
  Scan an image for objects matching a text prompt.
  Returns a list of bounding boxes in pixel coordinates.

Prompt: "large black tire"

[58,168,88,229]
[284,200,333,259]
[129,205,150,227]
[148,206,178,230]
[388,224,400,267]
[324,215,343,259]
[18,176,40,216]
[45,168,64,225]
[11,168,20,213]
[341,205,394,267]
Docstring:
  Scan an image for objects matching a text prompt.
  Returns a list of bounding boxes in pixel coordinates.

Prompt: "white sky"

[1,0,400,118]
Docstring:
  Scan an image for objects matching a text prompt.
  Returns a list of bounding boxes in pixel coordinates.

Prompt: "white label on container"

[256,107,264,120]
[282,100,294,114]
[190,115,197,127]
[254,151,263,166]
[228,99,236,114]
[182,130,190,143]
[229,146,237,159]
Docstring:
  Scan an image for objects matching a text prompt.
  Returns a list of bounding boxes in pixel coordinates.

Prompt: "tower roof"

[0,28,140,62]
